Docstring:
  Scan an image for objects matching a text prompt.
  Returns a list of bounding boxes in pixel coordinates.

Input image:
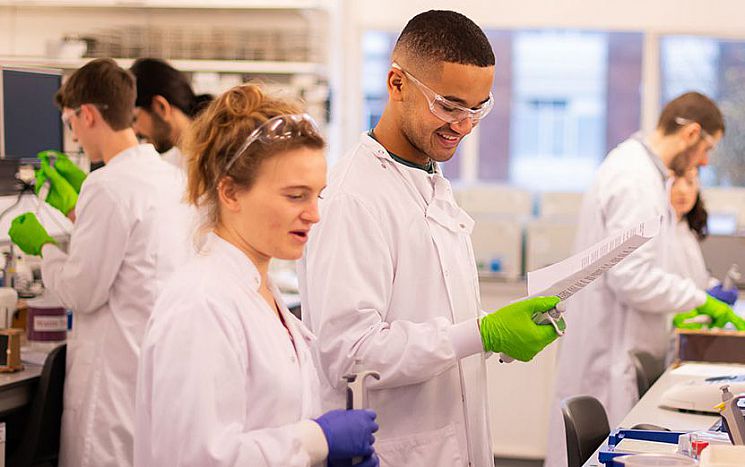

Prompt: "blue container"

[598,429,687,466]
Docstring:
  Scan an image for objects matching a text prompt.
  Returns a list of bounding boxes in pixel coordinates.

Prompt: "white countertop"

[582,362,745,466]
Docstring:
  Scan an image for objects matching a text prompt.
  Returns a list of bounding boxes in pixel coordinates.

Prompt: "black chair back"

[9,344,66,467]
[630,350,665,398]
[561,395,610,467]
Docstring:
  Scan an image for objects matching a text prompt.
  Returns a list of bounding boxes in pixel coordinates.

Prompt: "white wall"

[349,0,745,35]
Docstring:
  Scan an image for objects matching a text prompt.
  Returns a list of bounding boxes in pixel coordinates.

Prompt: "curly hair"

[182,84,324,237]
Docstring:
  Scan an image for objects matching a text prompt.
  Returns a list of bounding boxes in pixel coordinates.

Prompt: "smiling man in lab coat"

[8,58,192,467]
[544,92,745,467]
[299,10,563,467]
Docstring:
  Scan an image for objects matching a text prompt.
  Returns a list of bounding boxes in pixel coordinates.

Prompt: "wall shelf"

[0,56,326,75]
[0,0,326,10]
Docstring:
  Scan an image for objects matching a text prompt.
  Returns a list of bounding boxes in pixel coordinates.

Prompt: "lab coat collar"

[358,133,474,233]
[204,232,263,291]
[359,132,442,176]
[631,132,669,182]
[105,143,158,169]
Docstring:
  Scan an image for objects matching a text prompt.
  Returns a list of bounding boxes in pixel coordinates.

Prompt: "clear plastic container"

[615,453,697,466]
[699,445,745,467]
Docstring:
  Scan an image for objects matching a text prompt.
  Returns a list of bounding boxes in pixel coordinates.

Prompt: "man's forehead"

[432,62,495,106]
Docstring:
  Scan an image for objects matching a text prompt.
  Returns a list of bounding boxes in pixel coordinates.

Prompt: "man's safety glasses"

[61,103,109,131]
[224,113,322,174]
[675,117,717,149]
[392,62,494,125]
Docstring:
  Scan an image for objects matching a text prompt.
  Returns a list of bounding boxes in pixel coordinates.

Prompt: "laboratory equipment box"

[675,329,745,365]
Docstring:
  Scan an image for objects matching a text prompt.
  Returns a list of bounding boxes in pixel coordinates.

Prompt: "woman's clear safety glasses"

[391,62,494,125]
[224,113,322,174]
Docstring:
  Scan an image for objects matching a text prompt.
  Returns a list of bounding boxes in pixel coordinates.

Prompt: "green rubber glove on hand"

[672,296,745,331]
[37,150,87,194]
[480,296,564,362]
[8,212,56,256]
[672,310,706,330]
[697,295,745,330]
[35,160,78,216]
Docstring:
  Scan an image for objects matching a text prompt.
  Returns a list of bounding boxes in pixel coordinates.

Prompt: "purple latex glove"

[315,409,378,461]
[707,284,738,306]
[330,453,380,467]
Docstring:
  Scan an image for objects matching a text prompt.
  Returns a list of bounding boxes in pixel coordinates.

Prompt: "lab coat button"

[459,223,465,229]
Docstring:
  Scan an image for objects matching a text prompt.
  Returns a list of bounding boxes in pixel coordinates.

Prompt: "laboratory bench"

[581,362,745,466]
[0,361,43,461]
[0,365,42,417]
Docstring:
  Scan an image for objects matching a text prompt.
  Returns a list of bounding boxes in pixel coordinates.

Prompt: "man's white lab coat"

[41,144,193,467]
[299,133,493,467]
[544,137,706,467]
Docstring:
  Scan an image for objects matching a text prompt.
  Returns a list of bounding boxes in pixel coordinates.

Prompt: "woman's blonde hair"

[183,84,325,235]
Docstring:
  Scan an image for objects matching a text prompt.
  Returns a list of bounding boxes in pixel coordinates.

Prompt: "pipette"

[342,361,380,465]
[723,264,741,291]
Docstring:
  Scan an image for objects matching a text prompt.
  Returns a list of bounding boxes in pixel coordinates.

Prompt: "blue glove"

[707,284,738,306]
[314,409,378,461]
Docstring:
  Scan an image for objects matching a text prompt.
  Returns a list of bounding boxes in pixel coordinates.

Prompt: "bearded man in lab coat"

[544,92,745,467]
[8,58,192,467]
[299,10,564,467]
[130,57,212,170]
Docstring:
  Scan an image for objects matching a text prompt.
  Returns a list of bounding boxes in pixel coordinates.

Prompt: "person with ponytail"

[669,168,742,330]
[134,83,379,467]
[130,58,213,169]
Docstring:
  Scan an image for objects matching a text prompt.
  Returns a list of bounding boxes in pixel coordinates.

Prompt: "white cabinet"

[480,280,559,461]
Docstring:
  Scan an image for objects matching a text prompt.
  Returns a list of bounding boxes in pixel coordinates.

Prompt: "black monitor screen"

[2,68,63,160]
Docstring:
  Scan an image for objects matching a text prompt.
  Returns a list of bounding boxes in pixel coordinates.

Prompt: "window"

[506,31,608,190]
[361,31,394,130]
[661,35,745,187]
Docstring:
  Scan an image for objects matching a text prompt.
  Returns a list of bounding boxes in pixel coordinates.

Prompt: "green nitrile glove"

[712,309,745,331]
[35,160,78,215]
[697,296,735,326]
[479,296,564,362]
[673,299,745,331]
[8,212,56,256]
[672,310,706,330]
[37,150,87,194]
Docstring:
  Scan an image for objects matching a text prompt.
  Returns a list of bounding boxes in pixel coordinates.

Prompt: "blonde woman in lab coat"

[134,84,379,467]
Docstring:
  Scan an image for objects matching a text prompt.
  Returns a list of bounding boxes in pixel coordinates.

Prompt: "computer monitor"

[0,66,63,195]
[0,66,63,161]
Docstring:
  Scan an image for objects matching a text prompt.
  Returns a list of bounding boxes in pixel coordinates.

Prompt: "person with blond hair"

[134,84,379,467]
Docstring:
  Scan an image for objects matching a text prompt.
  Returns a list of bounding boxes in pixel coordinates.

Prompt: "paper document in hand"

[527,216,661,299]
